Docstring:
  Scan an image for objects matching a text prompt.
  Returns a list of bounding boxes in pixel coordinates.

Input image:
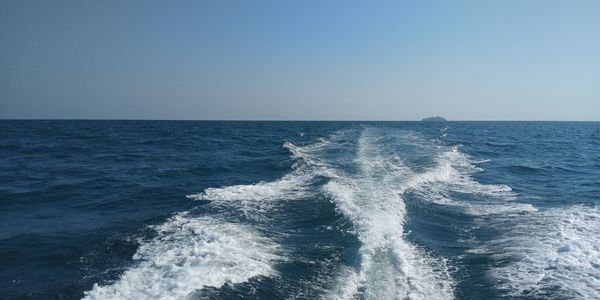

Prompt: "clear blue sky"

[1,0,598,120]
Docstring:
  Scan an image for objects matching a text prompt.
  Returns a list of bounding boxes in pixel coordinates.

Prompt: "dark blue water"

[1,121,599,300]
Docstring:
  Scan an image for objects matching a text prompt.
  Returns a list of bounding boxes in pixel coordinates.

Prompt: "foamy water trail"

[185,139,331,221]
[403,145,536,216]
[83,213,281,300]
[186,139,330,203]
[390,132,599,298]
[85,138,329,300]
[477,206,600,299]
[321,129,454,299]
[102,127,596,300]
[399,133,599,298]
[186,171,314,221]
[187,173,313,202]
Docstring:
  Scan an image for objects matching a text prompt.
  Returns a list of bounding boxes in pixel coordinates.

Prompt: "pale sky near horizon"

[1,0,599,120]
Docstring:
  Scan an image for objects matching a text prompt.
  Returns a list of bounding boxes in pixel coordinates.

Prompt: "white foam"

[173,127,556,299]
[481,206,600,298]
[323,180,454,300]
[405,147,513,197]
[402,146,537,216]
[371,131,599,297]
[187,172,313,202]
[321,129,454,299]
[83,213,281,300]
[186,136,335,201]
[187,174,315,222]
[185,140,328,220]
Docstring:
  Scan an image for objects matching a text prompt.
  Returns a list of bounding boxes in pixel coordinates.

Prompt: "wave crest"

[480,205,600,298]
[83,213,281,300]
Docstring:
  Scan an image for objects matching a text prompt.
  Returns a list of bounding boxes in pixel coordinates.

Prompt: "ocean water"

[1,120,599,300]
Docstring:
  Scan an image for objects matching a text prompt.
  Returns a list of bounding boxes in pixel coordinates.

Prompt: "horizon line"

[1,118,598,122]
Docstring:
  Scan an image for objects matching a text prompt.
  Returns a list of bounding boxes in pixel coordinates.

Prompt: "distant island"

[421,116,447,122]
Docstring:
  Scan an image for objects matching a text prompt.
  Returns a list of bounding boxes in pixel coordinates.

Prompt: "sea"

[1,120,599,300]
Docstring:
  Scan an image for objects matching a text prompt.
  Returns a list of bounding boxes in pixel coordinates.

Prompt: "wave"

[186,139,328,199]
[283,127,539,298]
[389,132,599,297]
[477,205,600,299]
[190,127,458,299]
[163,127,584,299]
[83,213,281,300]
[323,180,454,299]
[185,138,332,221]
[319,128,454,299]
[187,172,313,202]
[403,146,536,216]
[83,138,333,299]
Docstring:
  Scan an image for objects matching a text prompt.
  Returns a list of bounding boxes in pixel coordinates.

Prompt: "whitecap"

[186,171,313,202]
[321,128,455,299]
[83,213,281,300]
[481,205,600,299]
[401,146,536,216]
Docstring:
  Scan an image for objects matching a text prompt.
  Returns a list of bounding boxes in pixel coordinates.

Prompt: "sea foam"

[83,213,280,300]
[481,206,600,298]
[403,146,536,216]
[320,128,454,299]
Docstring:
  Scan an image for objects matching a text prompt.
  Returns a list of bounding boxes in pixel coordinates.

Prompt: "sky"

[1,0,599,120]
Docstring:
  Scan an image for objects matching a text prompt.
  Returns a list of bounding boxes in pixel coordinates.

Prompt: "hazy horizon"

[1,1,599,121]
[1,118,600,122]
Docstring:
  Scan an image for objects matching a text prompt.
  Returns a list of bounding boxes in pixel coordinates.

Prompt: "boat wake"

[84,126,599,299]
[83,213,281,300]
[476,206,600,299]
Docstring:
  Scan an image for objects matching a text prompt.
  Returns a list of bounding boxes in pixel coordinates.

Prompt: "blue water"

[1,121,599,300]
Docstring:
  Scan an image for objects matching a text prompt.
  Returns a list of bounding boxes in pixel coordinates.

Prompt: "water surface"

[1,121,599,299]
